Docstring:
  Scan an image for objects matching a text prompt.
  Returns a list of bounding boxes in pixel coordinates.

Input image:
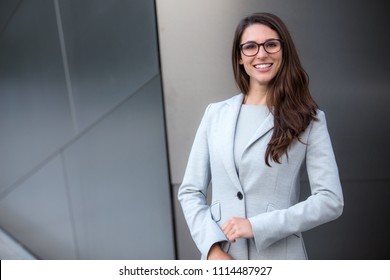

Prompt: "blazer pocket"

[210,202,221,222]
[266,203,276,212]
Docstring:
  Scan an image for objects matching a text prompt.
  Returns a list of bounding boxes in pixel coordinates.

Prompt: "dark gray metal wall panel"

[64,75,175,259]
[280,0,390,181]
[0,0,75,193]
[58,0,160,131]
[301,180,390,259]
[0,0,21,32]
[324,83,389,181]
[0,0,175,260]
[0,155,77,259]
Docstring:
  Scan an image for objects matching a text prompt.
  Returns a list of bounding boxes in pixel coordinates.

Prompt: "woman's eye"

[265,41,278,48]
[243,43,257,50]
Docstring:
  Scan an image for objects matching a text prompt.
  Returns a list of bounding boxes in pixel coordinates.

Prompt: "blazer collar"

[221,94,274,189]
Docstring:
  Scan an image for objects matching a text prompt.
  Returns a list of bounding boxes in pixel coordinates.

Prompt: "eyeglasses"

[239,39,283,56]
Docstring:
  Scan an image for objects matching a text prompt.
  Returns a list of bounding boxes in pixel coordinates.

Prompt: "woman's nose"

[256,45,269,58]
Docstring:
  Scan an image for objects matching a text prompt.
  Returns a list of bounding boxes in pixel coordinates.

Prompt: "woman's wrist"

[207,243,222,259]
[207,243,233,260]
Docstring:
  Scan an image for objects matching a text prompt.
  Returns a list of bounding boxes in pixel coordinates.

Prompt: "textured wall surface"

[0,0,175,259]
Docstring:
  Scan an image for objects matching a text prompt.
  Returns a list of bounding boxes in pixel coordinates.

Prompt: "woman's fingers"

[222,217,254,242]
[222,222,236,242]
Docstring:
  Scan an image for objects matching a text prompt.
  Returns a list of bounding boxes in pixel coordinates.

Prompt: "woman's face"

[239,24,282,89]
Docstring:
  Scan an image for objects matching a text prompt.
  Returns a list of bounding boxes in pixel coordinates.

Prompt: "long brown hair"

[232,12,318,166]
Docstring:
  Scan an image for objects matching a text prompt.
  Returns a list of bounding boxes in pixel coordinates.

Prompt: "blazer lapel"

[220,94,244,190]
[243,112,274,151]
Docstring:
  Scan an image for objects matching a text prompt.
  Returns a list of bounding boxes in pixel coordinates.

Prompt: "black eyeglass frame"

[239,39,284,56]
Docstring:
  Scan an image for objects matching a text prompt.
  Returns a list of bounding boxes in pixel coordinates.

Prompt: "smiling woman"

[231,12,318,166]
[178,12,344,260]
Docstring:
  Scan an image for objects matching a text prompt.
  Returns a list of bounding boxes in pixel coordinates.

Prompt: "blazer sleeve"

[248,110,344,252]
[178,104,227,259]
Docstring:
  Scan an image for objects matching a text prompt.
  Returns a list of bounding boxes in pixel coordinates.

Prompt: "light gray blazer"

[178,93,344,260]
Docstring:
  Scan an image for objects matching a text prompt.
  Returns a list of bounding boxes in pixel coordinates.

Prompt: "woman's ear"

[239,58,243,65]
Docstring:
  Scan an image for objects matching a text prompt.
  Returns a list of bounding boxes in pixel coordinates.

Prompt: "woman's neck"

[244,84,268,105]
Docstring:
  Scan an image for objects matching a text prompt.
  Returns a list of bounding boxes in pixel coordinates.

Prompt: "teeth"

[254,64,271,69]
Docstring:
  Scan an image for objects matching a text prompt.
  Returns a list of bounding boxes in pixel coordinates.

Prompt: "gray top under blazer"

[178,93,344,260]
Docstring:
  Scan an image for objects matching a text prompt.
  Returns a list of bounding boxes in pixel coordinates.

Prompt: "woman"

[178,12,343,260]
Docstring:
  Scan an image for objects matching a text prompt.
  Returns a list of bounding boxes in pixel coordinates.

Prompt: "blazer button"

[237,191,243,200]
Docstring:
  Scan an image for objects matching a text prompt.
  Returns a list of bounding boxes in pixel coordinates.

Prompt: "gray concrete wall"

[156,0,390,259]
[0,0,175,259]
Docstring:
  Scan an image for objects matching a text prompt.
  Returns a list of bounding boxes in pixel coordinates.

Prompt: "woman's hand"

[222,217,253,242]
[207,243,234,260]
